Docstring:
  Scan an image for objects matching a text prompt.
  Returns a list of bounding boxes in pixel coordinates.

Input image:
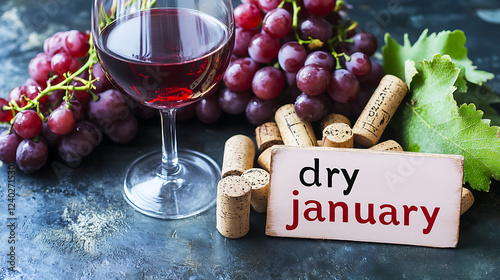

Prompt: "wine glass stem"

[160,108,180,177]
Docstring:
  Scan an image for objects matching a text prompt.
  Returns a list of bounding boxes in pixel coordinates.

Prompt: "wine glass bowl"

[92,0,234,219]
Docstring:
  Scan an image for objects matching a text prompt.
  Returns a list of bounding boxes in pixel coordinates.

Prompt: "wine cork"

[241,168,270,213]
[320,113,351,132]
[255,122,284,152]
[257,146,275,172]
[353,75,408,147]
[221,134,255,178]
[460,187,474,215]
[369,140,403,152]
[275,104,317,146]
[322,123,354,148]
[216,176,252,239]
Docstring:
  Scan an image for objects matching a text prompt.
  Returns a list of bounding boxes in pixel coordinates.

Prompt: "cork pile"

[216,75,474,239]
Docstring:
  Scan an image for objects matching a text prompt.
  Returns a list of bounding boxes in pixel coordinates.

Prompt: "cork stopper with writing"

[255,122,284,152]
[221,134,255,178]
[369,140,403,152]
[353,75,408,147]
[216,176,252,239]
[322,123,354,148]
[275,104,317,147]
[241,168,270,213]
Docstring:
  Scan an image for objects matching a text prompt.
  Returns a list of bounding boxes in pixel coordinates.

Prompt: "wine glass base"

[123,149,221,219]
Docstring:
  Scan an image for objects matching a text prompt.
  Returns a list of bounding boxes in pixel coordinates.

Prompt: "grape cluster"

[180,0,384,125]
[0,30,155,173]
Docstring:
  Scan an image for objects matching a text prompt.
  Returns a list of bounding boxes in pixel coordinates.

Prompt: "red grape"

[24,83,48,104]
[195,92,222,124]
[8,86,27,107]
[345,52,372,77]
[16,138,48,173]
[91,63,113,93]
[335,41,357,56]
[105,114,139,144]
[0,98,14,122]
[234,3,262,29]
[43,31,68,55]
[327,69,360,103]
[75,121,103,148]
[252,66,285,100]
[45,89,66,109]
[299,16,333,42]
[223,57,260,92]
[13,110,43,139]
[48,107,77,135]
[245,96,280,125]
[65,30,90,58]
[0,131,22,163]
[257,0,282,13]
[58,121,102,165]
[234,27,259,57]
[41,122,61,147]
[294,92,331,122]
[248,33,281,63]
[352,32,378,56]
[296,65,331,96]
[51,52,79,78]
[87,89,130,125]
[303,0,336,16]
[304,51,335,71]
[278,42,308,73]
[71,82,92,102]
[24,77,46,90]
[28,52,53,85]
[219,88,253,115]
[262,8,293,39]
[359,60,384,89]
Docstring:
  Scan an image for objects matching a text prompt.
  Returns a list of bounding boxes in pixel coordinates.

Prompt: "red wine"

[96,8,233,109]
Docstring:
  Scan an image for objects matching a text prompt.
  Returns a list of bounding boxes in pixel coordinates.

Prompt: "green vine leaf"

[383,29,494,92]
[454,82,500,126]
[393,54,500,191]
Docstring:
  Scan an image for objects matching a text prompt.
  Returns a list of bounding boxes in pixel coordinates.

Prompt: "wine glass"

[92,0,234,219]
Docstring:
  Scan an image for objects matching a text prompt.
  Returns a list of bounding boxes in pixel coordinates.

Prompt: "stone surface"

[1,0,500,279]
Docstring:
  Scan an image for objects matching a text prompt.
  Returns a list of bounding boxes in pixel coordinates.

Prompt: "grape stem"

[5,34,100,122]
[289,0,358,63]
[291,0,309,45]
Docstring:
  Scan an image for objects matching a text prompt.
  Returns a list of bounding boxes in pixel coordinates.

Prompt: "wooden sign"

[266,146,464,248]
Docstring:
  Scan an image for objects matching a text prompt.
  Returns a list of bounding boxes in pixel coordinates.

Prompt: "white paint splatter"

[42,200,128,255]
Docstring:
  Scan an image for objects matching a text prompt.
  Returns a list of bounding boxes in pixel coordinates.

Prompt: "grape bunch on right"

[219,0,384,125]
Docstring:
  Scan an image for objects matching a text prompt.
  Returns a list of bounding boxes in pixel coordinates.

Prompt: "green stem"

[335,0,345,12]
[292,1,308,45]
[4,34,99,118]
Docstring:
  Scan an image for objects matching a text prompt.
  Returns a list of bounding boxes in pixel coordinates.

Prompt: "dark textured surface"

[1,0,500,279]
